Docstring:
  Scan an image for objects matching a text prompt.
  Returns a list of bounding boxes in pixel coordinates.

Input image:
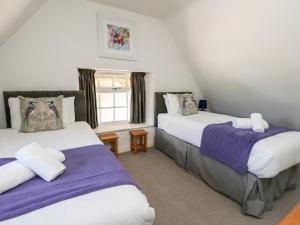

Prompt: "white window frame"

[95,71,131,124]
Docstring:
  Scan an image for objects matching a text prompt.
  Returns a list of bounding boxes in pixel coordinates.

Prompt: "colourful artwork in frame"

[98,13,137,61]
[107,24,130,51]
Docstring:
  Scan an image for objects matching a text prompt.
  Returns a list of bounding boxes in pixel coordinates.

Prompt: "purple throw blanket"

[200,122,292,174]
[0,145,138,221]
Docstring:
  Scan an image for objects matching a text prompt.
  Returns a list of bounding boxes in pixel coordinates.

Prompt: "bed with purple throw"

[200,122,292,174]
[0,145,138,221]
[0,122,155,225]
[154,91,300,218]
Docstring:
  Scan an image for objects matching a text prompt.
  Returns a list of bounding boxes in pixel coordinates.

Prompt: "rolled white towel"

[0,161,35,194]
[232,118,269,130]
[250,113,265,133]
[232,118,252,129]
[16,143,66,182]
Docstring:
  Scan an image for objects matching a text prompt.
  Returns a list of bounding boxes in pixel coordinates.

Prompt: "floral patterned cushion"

[19,96,64,133]
[178,94,198,116]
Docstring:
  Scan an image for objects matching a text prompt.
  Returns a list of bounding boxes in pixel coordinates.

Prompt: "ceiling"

[89,0,198,19]
[0,0,47,47]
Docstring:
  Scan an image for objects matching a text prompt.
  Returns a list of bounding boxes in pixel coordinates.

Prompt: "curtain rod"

[95,68,151,74]
[77,68,151,75]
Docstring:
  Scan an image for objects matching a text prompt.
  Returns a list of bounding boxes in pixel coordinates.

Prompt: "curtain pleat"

[130,72,146,124]
[78,68,98,128]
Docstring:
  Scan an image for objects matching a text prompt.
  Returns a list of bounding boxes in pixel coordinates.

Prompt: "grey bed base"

[155,128,298,218]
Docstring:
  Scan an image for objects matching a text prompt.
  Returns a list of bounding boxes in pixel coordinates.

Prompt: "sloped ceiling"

[166,0,300,129]
[0,0,47,47]
[89,0,198,19]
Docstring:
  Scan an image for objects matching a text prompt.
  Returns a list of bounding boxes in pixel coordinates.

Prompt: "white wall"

[166,0,300,129]
[113,127,154,153]
[0,0,201,129]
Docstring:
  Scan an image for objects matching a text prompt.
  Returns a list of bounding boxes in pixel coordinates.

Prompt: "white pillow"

[8,97,75,130]
[163,95,170,113]
[62,97,75,126]
[8,97,21,130]
[166,93,181,114]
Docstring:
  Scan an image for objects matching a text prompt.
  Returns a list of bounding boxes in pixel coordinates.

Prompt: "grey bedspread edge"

[155,128,298,218]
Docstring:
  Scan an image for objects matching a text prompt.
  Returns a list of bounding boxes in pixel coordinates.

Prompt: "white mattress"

[0,122,155,225]
[158,112,300,178]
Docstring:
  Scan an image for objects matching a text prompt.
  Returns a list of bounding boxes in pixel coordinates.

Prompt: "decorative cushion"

[8,96,75,130]
[178,94,198,116]
[19,96,64,133]
[177,93,191,113]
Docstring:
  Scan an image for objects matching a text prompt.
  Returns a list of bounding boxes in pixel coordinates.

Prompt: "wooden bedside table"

[129,129,148,154]
[98,133,119,157]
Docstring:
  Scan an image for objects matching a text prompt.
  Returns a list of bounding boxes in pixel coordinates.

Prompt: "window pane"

[97,109,101,121]
[100,108,114,122]
[115,107,127,121]
[114,77,128,88]
[100,93,114,107]
[115,92,127,107]
[96,92,100,107]
[98,77,113,88]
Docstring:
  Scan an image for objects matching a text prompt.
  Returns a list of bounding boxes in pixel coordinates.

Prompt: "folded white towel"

[0,144,66,194]
[45,148,65,162]
[16,152,65,182]
[232,118,269,130]
[15,142,43,159]
[263,120,269,129]
[250,113,265,133]
[0,161,35,194]
[16,143,66,182]
[15,143,65,162]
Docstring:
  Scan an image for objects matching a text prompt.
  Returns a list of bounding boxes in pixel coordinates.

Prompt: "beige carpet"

[119,148,300,225]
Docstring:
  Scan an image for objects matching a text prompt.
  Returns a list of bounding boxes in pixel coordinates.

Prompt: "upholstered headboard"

[154,92,192,127]
[3,91,87,128]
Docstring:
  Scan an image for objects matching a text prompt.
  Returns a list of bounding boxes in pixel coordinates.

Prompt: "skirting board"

[119,142,154,153]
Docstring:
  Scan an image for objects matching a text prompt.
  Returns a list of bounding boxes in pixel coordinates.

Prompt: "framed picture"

[98,13,138,61]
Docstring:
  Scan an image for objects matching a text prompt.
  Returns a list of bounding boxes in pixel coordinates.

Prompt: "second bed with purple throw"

[200,122,292,174]
[0,144,138,222]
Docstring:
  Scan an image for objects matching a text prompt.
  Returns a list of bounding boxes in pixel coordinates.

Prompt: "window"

[95,71,131,123]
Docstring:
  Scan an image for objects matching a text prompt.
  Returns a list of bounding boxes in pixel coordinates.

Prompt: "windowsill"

[94,122,154,134]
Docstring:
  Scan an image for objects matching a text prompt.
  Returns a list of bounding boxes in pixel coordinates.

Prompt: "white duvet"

[158,112,300,178]
[0,122,155,225]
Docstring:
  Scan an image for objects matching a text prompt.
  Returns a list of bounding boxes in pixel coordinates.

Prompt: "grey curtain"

[78,68,98,128]
[130,72,146,124]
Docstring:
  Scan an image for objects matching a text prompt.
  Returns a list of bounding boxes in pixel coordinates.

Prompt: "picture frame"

[98,13,138,61]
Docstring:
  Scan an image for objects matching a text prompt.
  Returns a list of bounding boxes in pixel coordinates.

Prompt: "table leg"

[114,140,118,157]
[144,135,148,152]
[133,136,137,154]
